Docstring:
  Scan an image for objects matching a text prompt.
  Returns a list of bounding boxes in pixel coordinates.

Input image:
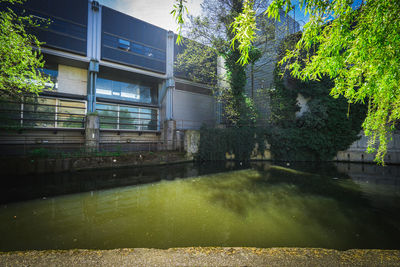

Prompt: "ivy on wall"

[197,126,266,161]
[268,33,367,161]
[198,33,367,162]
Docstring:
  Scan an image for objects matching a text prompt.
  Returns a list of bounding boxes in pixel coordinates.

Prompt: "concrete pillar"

[165,80,174,120]
[87,1,102,61]
[166,31,174,78]
[87,60,99,113]
[184,130,200,159]
[165,31,175,121]
[85,114,100,152]
[87,1,101,113]
[163,120,176,150]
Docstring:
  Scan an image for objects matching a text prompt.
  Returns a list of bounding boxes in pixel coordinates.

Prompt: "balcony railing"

[0,97,87,129]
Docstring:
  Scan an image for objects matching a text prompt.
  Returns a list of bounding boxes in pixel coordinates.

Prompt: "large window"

[38,63,58,90]
[96,77,154,104]
[0,97,86,129]
[97,103,158,131]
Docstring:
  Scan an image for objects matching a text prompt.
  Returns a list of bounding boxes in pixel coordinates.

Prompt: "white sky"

[97,0,203,31]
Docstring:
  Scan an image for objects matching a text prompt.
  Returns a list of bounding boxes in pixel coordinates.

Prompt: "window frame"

[97,102,159,131]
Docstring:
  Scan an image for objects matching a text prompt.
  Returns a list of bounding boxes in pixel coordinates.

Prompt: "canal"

[0,162,399,251]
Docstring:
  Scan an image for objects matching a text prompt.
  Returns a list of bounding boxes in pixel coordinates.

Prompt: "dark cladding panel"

[101,6,166,73]
[102,7,166,51]
[21,0,87,26]
[3,0,88,55]
[102,46,166,74]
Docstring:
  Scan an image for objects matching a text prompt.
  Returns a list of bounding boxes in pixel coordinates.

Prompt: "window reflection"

[96,78,153,104]
[37,63,58,90]
[97,103,158,131]
[0,96,86,129]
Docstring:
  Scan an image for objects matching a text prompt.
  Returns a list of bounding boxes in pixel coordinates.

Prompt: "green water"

[0,162,399,251]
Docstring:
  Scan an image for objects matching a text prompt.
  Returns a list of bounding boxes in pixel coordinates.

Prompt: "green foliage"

[176,0,261,126]
[198,33,366,162]
[171,0,188,44]
[176,0,399,164]
[197,125,266,161]
[29,147,51,158]
[0,0,52,99]
[230,0,257,65]
[267,33,367,161]
[269,0,400,164]
[174,39,218,85]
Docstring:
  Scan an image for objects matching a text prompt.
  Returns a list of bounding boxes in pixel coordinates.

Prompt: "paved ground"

[1,247,400,266]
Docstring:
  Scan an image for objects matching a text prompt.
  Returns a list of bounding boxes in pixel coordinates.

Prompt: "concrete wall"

[337,131,400,164]
[0,130,85,155]
[57,65,88,96]
[173,89,215,130]
[100,131,161,152]
[184,130,200,159]
[295,93,310,117]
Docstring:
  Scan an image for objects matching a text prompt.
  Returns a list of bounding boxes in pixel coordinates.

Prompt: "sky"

[96,0,313,33]
[96,0,364,33]
[97,0,203,31]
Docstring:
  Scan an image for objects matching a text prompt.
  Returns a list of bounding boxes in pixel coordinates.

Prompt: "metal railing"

[97,104,159,131]
[0,98,86,129]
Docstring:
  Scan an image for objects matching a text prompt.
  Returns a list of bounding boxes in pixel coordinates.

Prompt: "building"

[245,10,300,124]
[0,0,218,155]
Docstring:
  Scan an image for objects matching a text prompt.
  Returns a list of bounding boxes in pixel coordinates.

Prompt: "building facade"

[245,10,300,124]
[0,0,217,155]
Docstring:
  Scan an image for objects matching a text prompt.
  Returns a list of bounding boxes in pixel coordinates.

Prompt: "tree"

[174,0,400,164]
[175,0,265,125]
[0,0,52,99]
[267,33,366,161]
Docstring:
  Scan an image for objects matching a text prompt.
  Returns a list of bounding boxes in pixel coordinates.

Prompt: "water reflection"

[0,162,399,251]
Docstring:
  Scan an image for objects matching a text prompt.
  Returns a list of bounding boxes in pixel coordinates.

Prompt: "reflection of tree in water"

[0,162,246,204]
[192,163,400,249]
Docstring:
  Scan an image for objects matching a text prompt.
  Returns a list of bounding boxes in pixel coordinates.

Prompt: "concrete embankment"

[1,151,189,176]
[0,248,399,266]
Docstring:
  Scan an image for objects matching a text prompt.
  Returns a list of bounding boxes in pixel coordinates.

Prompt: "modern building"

[245,10,300,123]
[0,0,218,155]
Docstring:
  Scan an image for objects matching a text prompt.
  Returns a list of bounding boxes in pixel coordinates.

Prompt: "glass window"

[118,39,130,50]
[140,108,158,131]
[96,78,154,104]
[97,103,118,129]
[38,63,58,90]
[129,42,165,61]
[0,99,21,128]
[23,97,56,128]
[1,97,85,129]
[119,106,140,130]
[97,103,158,131]
[58,100,86,128]
[96,78,113,96]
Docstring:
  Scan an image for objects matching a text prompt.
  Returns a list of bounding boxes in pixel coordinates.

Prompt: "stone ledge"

[0,248,399,267]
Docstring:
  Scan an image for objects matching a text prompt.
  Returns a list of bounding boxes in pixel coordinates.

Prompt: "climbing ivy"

[267,33,367,161]
[198,33,366,162]
[197,125,267,161]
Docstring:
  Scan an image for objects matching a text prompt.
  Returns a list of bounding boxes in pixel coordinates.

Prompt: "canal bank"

[0,247,399,266]
[1,151,190,176]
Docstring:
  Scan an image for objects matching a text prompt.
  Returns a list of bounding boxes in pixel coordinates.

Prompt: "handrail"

[0,109,85,117]
[99,121,158,126]
[96,108,154,116]
[0,100,87,110]
[99,115,156,121]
